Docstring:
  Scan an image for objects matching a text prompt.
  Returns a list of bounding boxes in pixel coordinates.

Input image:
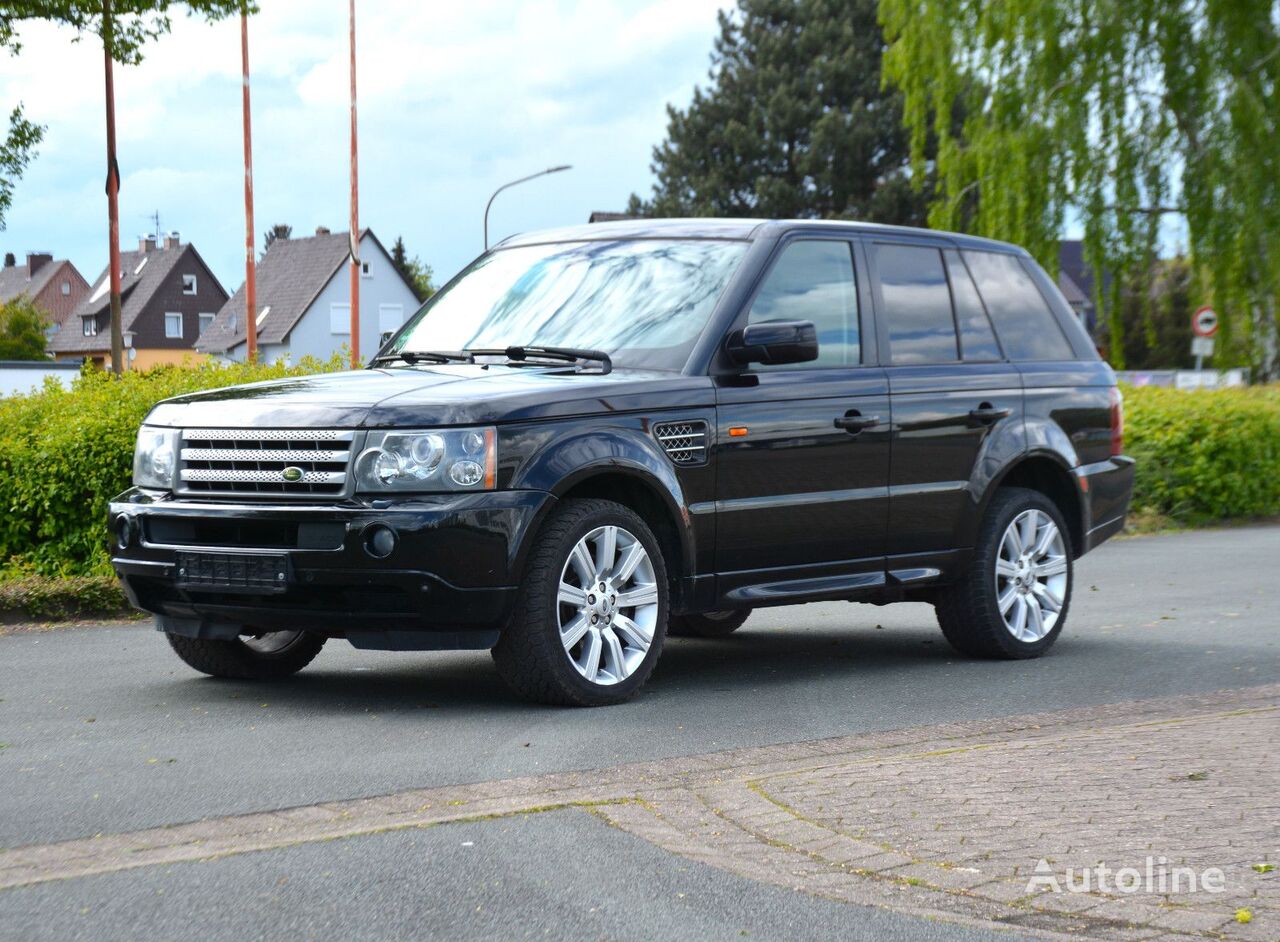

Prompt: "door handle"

[968,404,1011,425]
[834,412,882,433]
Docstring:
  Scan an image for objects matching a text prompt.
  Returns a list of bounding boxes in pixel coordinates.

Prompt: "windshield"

[387,238,748,370]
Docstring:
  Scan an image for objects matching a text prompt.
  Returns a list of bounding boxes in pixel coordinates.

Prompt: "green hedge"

[1124,384,1280,524]
[0,356,345,578]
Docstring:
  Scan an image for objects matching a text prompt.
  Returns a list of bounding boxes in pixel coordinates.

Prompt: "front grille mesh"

[178,429,354,497]
[653,421,708,466]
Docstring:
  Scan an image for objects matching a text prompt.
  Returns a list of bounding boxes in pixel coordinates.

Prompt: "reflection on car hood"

[144,365,714,429]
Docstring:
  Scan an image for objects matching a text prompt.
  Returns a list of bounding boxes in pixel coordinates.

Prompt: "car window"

[962,250,1074,360]
[747,240,859,369]
[944,249,1003,361]
[874,243,959,365]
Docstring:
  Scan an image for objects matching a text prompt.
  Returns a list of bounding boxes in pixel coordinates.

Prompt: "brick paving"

[1,684,1276,941]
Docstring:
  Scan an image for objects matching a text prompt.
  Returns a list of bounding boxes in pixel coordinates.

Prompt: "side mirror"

[725,320,819,366]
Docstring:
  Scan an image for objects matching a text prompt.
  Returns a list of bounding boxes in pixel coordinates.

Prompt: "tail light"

[1108,386,1125,456]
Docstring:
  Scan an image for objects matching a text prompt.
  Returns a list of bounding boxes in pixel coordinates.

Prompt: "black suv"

[110,219,1133,706]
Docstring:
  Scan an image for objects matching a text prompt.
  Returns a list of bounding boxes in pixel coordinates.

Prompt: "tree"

[0,105,43,232]
[1103,256,1197,371]
[262,222,291,256]
[390,235,435,303]
[2,2,251,374]
[880,0,1280,375]
[0,295,49,360]
[628,0,929,224]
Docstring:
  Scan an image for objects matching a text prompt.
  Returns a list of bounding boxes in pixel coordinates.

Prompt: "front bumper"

[108,488,554,644]
[1075,455,1135,553]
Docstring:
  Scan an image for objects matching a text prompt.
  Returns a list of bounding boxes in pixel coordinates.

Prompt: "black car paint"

[109,219,1134,647]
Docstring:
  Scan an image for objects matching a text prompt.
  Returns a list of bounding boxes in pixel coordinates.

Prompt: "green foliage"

[879,0,1280,375]
[1113,257,1197,370]
[261,222,291,257]
[0,354,345,577]
[0,294,48,360]
[0,103,43,231]
[1125,384,1280,523]
[390,235,435,303]
[630,0,928,224]
[0,573,128,620]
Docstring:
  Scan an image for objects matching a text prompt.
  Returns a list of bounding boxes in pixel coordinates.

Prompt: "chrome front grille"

[653,420,708,466]
[178,429,355,498]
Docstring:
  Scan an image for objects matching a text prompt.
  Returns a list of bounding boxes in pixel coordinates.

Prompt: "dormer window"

[82,316,98,337]
[182,274,197,295]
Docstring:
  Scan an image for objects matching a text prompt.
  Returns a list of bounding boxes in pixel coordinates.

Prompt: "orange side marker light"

[728,427,749,438]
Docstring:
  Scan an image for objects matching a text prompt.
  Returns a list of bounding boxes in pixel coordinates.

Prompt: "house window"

[330,303,351,335]
[378,303,404,334]
[198,312,216,334]
[361,261,371,278]
[182,274,197,295]
[165,312,183,338]
[61,281,71,296]
[82,316,98,337]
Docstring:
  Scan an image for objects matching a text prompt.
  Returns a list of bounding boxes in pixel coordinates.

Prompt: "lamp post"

[483,165,572,251]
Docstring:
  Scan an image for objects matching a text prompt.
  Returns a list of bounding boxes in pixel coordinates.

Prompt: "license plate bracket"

[175,551,290,594]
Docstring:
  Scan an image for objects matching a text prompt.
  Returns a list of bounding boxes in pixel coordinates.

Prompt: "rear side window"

[748,240,859,369]
[963,250,1073,360]
[874,243,958,364]
[943,249,1002,361]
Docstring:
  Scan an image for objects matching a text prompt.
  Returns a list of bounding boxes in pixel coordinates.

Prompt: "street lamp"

[483,165,572,250]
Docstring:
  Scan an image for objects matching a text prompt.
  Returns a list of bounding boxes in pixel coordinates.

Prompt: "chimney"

[3,252,14,268]
[139,235,157,253]
[315,226,331,236]
[163,231,181,250]
[26,252,52,277]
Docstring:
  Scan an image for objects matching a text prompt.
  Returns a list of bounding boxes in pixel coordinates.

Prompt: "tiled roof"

[196,231,355,353]
[0,259,63,305]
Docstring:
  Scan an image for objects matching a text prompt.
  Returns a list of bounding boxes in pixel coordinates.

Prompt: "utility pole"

[348,0,360,368]
[241,5,257,361]
[103,0,124,375]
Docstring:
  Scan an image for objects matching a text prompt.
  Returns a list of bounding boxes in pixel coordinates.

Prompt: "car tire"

[166,630,326,680]
[492,498,668,707]
[668,610,751,638]
[934,487,1073,659]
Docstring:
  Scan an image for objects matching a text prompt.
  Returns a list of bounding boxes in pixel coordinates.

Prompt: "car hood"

[144,365,714,429]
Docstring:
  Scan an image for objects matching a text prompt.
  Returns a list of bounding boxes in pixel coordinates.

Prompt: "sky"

[0,0,734,293]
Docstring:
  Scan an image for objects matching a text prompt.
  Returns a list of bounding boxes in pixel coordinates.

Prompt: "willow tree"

[879,0,1280,372]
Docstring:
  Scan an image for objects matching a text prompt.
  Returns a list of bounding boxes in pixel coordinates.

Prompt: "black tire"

[166,630,326,680]
[935,487,1073,659]
[669,609,751,638]
[492,498,668,707]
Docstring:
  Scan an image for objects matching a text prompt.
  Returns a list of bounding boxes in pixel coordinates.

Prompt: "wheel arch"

[984,452,1085,557]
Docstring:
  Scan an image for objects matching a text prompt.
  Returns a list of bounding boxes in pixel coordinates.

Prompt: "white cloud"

[0,0,732,289]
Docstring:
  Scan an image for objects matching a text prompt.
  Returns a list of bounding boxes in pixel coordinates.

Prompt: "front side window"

[963,250,1073,360]
[747,240,859,369]
[390,239,748,371]
[874,243,958,365]
[164,312,183,338]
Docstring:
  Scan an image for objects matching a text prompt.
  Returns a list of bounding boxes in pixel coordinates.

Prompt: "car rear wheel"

[934,487,1073,659]
[492,498,668,706]
[669,609,751,638]
[166,630,326,680]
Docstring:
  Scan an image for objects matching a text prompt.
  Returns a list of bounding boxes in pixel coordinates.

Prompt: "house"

[0,252,90,337]
[196,228,420,363]
[1058,240,1109,337]
[48,233,228,369]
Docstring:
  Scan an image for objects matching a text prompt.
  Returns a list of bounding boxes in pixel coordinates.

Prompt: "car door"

[868,240,1023,562]
[713,236,890,605]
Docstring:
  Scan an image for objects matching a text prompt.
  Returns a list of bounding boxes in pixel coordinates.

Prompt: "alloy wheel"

[557,525,659,685]
[994,509,1068,642]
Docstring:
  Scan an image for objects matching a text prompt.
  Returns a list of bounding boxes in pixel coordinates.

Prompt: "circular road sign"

[1193,306,1219,338]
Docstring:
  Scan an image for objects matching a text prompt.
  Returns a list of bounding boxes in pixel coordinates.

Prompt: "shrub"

[0,574,129,620]
[1124,384,1280,523]
[0,355,346,577]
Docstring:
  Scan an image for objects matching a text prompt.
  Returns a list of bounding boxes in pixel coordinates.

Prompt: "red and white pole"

[348,0,360,367]
[241,7,258,362]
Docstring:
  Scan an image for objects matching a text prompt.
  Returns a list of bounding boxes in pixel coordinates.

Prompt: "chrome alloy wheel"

[995,509,1068,642]
[242,630,306,654]
[557,525,659,685]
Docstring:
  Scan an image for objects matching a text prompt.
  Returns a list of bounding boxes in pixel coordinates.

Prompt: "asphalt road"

[1,527,1276,850]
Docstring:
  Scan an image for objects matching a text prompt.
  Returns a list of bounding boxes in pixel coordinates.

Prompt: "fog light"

[115,516,135,550]
[363,524,397,559]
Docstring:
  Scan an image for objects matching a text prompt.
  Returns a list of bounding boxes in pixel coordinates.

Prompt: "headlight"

[355,427,496,492]
[133,426,179,490]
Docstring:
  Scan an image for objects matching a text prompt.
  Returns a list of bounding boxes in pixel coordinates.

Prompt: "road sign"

[1192,306,1219,337]
[1191,336,1215,358]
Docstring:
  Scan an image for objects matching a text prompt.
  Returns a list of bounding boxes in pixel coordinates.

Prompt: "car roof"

[495,218,1026,254]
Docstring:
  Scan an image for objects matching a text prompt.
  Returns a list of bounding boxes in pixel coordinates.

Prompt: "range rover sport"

[109,219,1134,706]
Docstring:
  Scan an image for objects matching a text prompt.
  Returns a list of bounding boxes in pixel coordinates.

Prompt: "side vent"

[653,420,708,466]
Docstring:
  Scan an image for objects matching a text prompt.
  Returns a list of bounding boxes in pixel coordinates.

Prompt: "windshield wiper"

[465,345,612,375]
[371,350,475,367]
